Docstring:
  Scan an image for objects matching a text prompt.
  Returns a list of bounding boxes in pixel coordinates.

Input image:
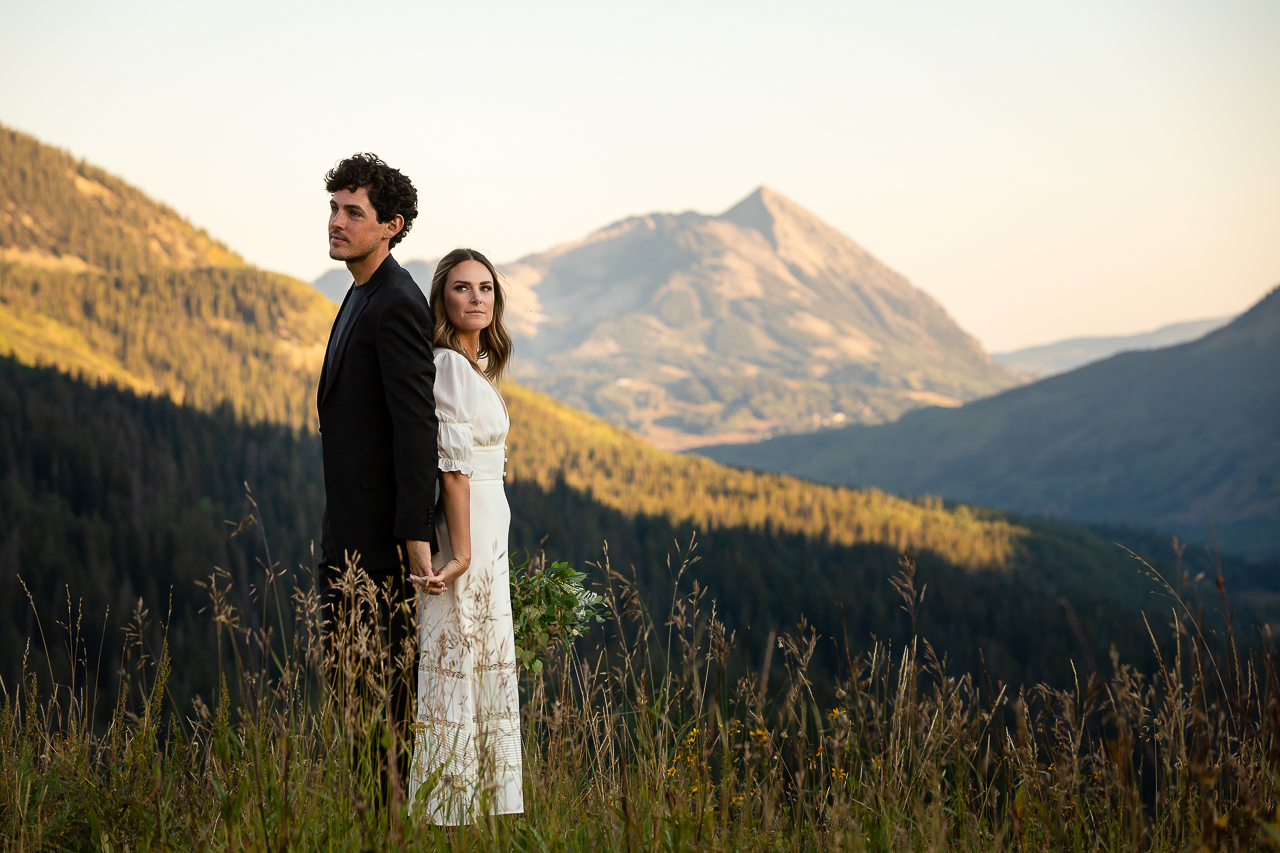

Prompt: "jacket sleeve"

[376,289,438,543]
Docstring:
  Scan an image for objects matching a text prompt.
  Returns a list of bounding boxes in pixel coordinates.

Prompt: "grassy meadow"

[4,529,1279,852]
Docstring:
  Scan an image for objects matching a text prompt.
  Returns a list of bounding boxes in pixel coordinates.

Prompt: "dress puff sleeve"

[434,349,481,477]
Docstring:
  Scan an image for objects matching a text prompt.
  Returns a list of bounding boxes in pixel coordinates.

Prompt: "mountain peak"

[718,186,811,248]
[717,186,897,293]
[503,185,1019,449]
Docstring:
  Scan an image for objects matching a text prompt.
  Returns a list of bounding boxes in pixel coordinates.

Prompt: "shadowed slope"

[701,286,1280,556]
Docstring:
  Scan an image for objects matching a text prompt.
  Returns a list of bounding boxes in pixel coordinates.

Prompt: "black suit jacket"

[318,254,438,572]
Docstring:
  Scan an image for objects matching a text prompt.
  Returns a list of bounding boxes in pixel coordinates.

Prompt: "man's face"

[328,187,399,262]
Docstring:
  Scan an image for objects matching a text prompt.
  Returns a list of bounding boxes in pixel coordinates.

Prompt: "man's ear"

[385,214,405,241]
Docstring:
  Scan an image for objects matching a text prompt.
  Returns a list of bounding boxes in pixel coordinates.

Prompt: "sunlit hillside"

[506,385,1024,569]
[0,263,334,427]
[0,124,242,273]
[0,123,335,428]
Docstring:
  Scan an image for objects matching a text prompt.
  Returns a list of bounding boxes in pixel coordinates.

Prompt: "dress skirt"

[409,445,524,824]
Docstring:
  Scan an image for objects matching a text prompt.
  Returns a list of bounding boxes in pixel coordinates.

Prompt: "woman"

[408,248,522,824]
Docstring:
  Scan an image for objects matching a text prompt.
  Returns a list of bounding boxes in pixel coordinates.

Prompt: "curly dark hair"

[324,153,418,249]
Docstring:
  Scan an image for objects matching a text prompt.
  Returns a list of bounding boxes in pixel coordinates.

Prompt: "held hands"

[406,539,469,596]
[411,558,468,596]
[405,539,440,594]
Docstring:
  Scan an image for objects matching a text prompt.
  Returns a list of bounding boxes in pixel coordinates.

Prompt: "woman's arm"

[423,470,471,594]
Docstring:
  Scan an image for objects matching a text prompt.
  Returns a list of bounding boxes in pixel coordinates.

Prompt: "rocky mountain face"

[500,187,1021,449]
[701,286,1280,557]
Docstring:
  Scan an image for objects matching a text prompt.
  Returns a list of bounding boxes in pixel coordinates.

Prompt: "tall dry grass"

[2,529,1279,850]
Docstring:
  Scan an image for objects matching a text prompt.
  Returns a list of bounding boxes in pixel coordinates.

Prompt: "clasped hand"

[409,559,467,596]
[406,539,467,596]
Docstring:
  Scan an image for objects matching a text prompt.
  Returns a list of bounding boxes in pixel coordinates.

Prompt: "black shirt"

[325,280,367,369]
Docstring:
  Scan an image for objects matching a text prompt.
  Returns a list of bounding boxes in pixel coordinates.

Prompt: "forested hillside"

[0,124,241,274]
[505,385,1022,570]
[703,286,1280,556]
[0,262,333,427]
[0,123,336,427]
[8,356,1280,723]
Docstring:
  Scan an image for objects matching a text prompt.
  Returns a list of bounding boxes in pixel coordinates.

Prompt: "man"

[317,153,437,795]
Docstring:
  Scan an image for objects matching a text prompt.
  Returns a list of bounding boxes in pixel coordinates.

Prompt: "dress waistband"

[470,445,507,482]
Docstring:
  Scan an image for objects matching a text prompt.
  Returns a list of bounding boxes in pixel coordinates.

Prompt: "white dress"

[409,348,524,824]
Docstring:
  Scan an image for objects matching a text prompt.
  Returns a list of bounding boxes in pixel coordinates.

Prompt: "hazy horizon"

[2,0,1277,351]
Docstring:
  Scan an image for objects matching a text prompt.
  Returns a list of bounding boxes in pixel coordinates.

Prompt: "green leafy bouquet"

[509,552,608,673]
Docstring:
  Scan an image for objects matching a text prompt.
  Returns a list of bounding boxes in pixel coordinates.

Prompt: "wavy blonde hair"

[429,248,513,382]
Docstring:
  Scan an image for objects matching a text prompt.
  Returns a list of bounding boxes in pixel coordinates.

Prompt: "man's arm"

[376,290,438,558]
[413,470,470,594]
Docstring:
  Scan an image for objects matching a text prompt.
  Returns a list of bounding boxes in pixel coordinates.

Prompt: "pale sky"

[2,0,1277,351]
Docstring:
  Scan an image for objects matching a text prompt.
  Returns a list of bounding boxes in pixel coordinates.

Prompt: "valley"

[1,121,1275,715]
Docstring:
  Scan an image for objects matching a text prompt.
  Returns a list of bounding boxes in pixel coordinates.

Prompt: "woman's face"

[443,260,495,333]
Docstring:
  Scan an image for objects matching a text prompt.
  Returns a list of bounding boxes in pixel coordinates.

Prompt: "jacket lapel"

[318,256,398,408]
[317,282,353,410]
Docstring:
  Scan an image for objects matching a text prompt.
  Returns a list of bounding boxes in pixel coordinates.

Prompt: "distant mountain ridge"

[700,286,1280,556]
[492,187,1021,449]
[313,260,435,302]
[993,316,1234,377]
